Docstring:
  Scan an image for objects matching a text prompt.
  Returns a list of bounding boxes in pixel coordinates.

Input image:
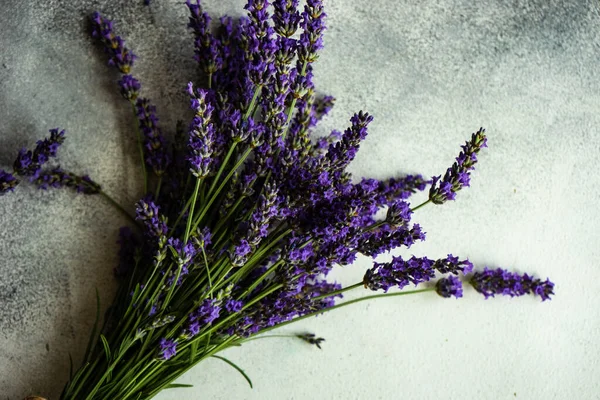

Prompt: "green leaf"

[100,334,111,362]
[190,340,198,364]
[165,384,194,389]
[83,288,101,362]
[212,355,253,388]
[100,334,113,382]
[63,362,89,397]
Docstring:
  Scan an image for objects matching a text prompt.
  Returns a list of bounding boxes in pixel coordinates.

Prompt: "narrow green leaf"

[165,384,194,389]
[84,288,101,362]
[100,334,113,382]
[64,362,89,397]
[212,355,253,388]
[100,334,111,362]
[190,340,198,364]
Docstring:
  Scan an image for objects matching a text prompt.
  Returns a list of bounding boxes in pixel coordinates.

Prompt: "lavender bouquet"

[1,1,554,399]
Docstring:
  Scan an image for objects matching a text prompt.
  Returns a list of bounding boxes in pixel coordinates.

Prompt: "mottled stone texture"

[1,0,599,399]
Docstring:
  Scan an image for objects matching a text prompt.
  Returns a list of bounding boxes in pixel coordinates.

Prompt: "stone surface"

[1,0,599,399]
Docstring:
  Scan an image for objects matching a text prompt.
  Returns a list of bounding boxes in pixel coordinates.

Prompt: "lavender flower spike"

[35,168,101,194]
[135,98,171,175]
[470,267,554,301]
[0,170,18,195]
[91,12,137,73]
[429,128,487,204]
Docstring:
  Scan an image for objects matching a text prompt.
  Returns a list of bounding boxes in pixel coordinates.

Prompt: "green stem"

[100,191,137,226]
[251,288,435,337]
[184,178,202,244]
[206,143,238,201]
[191,147,253,232]
[154,176,163,200]
[312,282,364,300]
[411,199,431,212]
[202,247,213,298]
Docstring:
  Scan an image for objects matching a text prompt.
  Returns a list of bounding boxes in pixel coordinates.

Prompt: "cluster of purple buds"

[135,199,168,239]
[13,128,65,178]
[91,12,136,73]
[118,74,141,101]
[436,275,463,299]
[471,267,554,301]
[158,338,177,360]
[0,170,18,195]
[429,128,487,204]
[181,298,222,339]
[385,200,412,225]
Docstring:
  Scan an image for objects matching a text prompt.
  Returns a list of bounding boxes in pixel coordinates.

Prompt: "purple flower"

[385,201,412,225]
[470,267,554,301]
[433,254,473,275]
[158,338,177,360]
[118,74,141,100]
[429,128,487,204]
[436,275,463,299]
[231,239,252,266]
[91,12,136,73]
[273,0,301,38]
[225,299,244,313]
[135,199,168,238]
[0,170,18,195]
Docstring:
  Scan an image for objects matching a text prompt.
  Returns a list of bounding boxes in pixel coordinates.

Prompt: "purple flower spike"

[363,255,437,292]
[158,338,177,360]
[436,275,463,299]
[298,0,326,63]
[186,84,216,178]
[0,170,18,195]
[91,12,137,73]
[470,267,554,301]
[326,111,373,171]
[35,168,101,194]
[429,128,487,204]
[135,98,171,175]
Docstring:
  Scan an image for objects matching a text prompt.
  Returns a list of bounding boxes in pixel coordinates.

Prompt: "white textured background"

[1,0,599,399]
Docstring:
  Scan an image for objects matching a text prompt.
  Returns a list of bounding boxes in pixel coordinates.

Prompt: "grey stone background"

[1,0,599,399]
